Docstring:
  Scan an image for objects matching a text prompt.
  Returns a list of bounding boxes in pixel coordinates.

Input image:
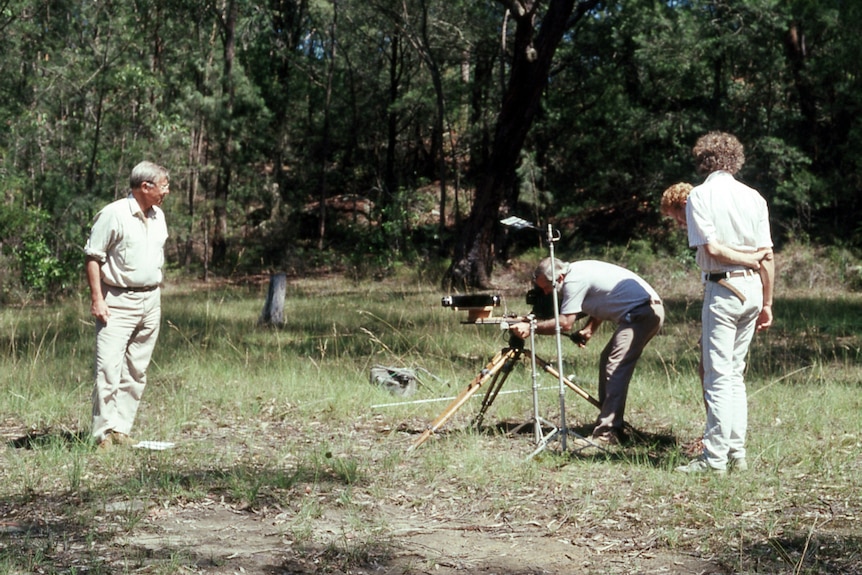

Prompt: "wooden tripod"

[408,337,601,452]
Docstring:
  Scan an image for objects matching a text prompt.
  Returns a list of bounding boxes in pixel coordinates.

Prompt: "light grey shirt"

[84,194,168,288]
[559,260,660,324]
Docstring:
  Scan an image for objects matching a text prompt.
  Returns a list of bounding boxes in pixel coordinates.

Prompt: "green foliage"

[778,241,862,291]
[1,0,862,296]
[0,204,82,298]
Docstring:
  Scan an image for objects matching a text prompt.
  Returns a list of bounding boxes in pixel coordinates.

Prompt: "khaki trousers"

[91,285,161,442]
[593,301,665,436]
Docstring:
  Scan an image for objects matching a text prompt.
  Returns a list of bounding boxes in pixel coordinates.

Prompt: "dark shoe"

[568,435,606,453]
[592,427,623,446]
[567,431,618,455]
[590,427,626,449]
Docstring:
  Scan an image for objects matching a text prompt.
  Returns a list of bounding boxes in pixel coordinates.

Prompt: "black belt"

[112,284,159,292]
[705,270,752,282]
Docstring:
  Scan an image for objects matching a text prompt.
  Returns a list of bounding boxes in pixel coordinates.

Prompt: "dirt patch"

[118,493,722,574]
[0,413,731,575]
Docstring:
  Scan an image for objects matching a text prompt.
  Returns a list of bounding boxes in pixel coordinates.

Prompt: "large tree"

[445,0,601,289]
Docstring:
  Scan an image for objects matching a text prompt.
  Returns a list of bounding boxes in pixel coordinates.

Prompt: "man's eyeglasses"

[146,181,170,191]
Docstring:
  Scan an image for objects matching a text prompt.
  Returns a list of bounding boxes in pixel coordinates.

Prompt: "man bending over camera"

[508,258,664,446]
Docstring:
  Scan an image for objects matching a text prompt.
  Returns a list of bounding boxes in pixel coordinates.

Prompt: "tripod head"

[508,332,525,350]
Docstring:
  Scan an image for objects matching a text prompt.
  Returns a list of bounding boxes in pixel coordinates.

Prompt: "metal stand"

[547,224,570,452]
[507,315,558,445]
[522,224,610,458]
[408,217,608,456]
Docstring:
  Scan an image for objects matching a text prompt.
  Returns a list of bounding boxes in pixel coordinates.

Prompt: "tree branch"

[495,0,528,19]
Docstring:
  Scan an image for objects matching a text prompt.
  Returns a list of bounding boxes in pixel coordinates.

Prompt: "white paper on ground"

[133,441,176,450]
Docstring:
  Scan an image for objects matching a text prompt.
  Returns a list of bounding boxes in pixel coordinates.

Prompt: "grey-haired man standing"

[85,161,170,449]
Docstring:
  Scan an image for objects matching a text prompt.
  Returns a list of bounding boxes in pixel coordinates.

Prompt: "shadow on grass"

[732,530,862,574]
[6,428,91,450]
[484,420,692,470]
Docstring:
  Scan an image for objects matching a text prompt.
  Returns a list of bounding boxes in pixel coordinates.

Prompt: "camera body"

[525,287,556,320]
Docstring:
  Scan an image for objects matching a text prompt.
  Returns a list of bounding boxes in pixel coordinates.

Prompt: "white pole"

[547,224,568,452]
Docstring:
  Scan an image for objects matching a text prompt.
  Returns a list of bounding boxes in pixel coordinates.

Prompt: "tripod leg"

[533,353,602,409]
[408,348,519,452]
[472,348,521,428]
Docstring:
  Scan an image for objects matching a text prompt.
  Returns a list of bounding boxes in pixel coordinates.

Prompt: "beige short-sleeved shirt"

[84,194,168,288]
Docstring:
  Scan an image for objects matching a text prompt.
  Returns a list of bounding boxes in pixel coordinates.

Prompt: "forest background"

[1,0,862,298]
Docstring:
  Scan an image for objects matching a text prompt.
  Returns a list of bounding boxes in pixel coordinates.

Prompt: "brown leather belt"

[110,284,159,292]
[126,285,159,292]
[704,272,749,302]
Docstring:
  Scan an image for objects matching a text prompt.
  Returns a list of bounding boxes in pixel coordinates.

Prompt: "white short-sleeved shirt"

[559,260,660,324]
[686,171,773,272]
[84,194,168,288]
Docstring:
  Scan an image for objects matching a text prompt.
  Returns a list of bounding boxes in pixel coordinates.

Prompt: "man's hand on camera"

[509,321,532,340]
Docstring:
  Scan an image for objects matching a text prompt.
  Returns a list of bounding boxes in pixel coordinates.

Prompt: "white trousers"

[701,274,762,468]
[91,285,161,442]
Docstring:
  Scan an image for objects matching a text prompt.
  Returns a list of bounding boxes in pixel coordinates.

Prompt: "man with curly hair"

[662,182,772,269]
[674,132,775,475]
[660,182,693,228]
[661,181,772,432]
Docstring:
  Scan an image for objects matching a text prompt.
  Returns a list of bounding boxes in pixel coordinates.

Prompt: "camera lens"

[440,294,501,308]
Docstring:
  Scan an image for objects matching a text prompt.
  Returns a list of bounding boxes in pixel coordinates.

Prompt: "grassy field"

[0,251,861,574]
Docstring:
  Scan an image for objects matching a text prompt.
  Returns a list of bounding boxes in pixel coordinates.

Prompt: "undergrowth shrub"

[777,242,861,291]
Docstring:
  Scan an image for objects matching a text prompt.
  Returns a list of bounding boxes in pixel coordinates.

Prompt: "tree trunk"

[784,22,818,155]
[212,0,237,267]
[389,0,449,247]
[444,0,600,289]
[259,273,287,327]
[413,0,448,244]
[384,33,401,207]
[317,0,338,250]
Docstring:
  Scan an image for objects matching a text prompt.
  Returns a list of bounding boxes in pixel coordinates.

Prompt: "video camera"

[525,286,556,320]
[525,286,588,346]
[441,288,584,347]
